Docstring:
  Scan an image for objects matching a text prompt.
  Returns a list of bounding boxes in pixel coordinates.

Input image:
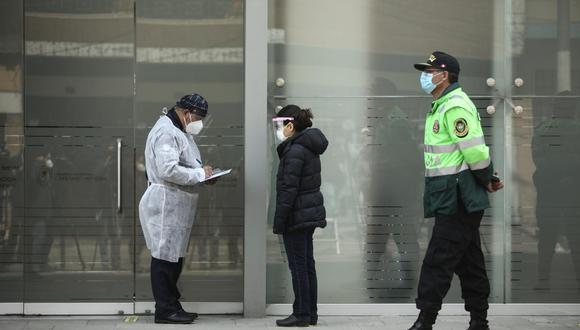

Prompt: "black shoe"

[467,322,490,330]
[180,309,198,320]
[408,310,438,330]
[310,315,318,325]
[467,310,489,330]
[154,310,195,324]
[276,315,309,327]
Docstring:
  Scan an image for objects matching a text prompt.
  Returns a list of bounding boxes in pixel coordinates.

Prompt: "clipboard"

[201,168,232,182]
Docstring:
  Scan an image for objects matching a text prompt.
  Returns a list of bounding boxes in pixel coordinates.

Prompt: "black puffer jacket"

[273,128,329,234]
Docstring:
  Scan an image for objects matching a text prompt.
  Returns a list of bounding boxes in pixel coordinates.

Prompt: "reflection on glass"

[511,95,580,302]
[269,0,497,97]
[508,0,580,303]
[24,0,135,302]
[511,0,580,96]
[134,0,244,304]
[0,0,24,304]
[364,90,422,301]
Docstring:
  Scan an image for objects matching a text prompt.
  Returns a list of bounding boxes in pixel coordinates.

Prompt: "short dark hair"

[448,72,459,84]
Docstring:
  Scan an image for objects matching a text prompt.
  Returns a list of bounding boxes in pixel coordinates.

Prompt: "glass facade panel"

[0,0,24,305]
[268,0,503,97]
[509,96,580,302]
[510,0,580,96]
[507,0,580,302]
[23,0,135,302]
[267,0,508,304]
[267,0,580,306]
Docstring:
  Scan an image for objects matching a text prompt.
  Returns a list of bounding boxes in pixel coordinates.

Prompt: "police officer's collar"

[439,82,460,100]
[430,83,461,112]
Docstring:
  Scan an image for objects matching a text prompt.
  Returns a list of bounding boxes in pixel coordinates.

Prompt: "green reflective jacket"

[423,84,493,218]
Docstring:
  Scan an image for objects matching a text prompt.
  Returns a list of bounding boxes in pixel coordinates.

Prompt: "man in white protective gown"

[139,93,215,324]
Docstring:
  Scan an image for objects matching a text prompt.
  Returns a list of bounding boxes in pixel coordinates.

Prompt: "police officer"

[408,52,504,330]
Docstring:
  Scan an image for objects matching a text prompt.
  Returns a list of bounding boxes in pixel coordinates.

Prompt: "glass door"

[23,0,135,311]
[1,0,246,314]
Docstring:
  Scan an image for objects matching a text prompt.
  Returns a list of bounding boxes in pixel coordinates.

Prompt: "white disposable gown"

[139,116,205,262]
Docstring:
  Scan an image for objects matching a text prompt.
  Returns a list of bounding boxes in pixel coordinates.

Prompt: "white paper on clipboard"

[200,168,232,182]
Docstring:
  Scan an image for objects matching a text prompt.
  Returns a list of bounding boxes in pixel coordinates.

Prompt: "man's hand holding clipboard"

[202,168,232,185]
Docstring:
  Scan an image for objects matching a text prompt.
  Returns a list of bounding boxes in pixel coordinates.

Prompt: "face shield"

[272,117,294,142]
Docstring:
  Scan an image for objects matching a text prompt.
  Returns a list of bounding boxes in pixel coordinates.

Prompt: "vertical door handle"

[117,138,122,213]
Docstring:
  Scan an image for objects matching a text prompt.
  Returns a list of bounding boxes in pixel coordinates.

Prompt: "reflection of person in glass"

[28,152,56,274]
[408,52,503,330]
[366,78,422,300]
[532,92,580,291]
[272,105,328,327]
[139,93,216,324]
[0,143,22,268]
[93,145,121,270]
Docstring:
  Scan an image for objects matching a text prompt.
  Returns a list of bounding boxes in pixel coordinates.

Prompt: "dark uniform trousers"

[151,257,184,318]
[416,200,490,312]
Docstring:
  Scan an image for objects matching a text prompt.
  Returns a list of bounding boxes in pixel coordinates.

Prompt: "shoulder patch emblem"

[433,120,440,133]
[454,118,469,138]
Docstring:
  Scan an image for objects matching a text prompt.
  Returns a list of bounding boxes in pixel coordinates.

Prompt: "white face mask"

[276,128,287,142]
[185,114,204,135]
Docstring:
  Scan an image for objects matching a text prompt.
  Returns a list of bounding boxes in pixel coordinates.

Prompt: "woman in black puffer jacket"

[272,105,328,327]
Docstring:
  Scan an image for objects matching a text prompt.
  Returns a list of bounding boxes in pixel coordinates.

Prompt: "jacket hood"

[290,128,328,155]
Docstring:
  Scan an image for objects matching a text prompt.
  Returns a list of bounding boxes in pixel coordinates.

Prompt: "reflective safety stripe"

[424,143,457,154]
[468,158,491,170]
[424,136,486,154]
[438,95,464,113]
[425,162,469,177]
[457,135,486,150]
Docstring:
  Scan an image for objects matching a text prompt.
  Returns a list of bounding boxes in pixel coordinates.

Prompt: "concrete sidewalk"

[0,315,579,330]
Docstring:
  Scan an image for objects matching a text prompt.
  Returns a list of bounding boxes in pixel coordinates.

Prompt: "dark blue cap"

[414,51,460,75]
[176,93,208,117]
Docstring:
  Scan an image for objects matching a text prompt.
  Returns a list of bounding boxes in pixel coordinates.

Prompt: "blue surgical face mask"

[420,71,444,94]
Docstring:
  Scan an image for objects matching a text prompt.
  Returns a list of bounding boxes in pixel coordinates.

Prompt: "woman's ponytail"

[292,108,313,132]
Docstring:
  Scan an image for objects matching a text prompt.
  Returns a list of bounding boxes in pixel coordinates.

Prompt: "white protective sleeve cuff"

[192,167,206,183]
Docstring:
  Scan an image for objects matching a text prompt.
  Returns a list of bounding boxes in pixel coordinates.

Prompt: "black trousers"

[151,257,184,318]
[283,229,318,319]
[416,205,490,312]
